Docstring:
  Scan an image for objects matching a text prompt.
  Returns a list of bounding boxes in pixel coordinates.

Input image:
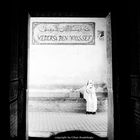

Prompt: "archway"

[27,15,113,139]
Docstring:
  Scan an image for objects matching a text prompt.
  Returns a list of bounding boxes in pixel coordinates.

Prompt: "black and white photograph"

[8,2,140,140]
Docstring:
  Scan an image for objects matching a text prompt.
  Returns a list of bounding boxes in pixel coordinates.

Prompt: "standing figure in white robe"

[84,80,97,114]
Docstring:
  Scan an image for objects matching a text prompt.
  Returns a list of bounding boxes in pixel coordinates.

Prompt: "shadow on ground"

[29,130,108,140]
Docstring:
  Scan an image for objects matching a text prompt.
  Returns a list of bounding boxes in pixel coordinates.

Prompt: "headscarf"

[87,80,94,88]
[85,80,95,96]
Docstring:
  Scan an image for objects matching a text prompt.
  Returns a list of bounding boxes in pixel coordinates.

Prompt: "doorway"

[27,16,113,139]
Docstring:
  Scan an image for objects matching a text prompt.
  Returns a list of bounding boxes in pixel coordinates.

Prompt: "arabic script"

[32,22,95,45]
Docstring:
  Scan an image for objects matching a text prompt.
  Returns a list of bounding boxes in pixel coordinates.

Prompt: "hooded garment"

[84,80,97,112]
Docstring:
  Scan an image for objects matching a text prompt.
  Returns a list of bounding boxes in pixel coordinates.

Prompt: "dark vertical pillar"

[9,7,19,139]
[112,4,140,140]
[111,6,132,140]
[17,8,28,140]
[130,8,140,140]
[10,5,28,140]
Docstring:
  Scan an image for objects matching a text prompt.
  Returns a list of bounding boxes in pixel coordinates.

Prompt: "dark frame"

[10,4,140,140]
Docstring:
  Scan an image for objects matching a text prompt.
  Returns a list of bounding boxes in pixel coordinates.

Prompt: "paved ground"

[28,90,108,138]
[28,111,107,138]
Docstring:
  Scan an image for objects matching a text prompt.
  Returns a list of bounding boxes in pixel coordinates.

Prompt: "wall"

[28,18,107,88]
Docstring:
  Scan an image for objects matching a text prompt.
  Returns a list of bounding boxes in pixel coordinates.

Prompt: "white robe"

[84,86,97,112]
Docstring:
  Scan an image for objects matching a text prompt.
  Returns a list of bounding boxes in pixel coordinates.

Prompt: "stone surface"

[28,111,107,138]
